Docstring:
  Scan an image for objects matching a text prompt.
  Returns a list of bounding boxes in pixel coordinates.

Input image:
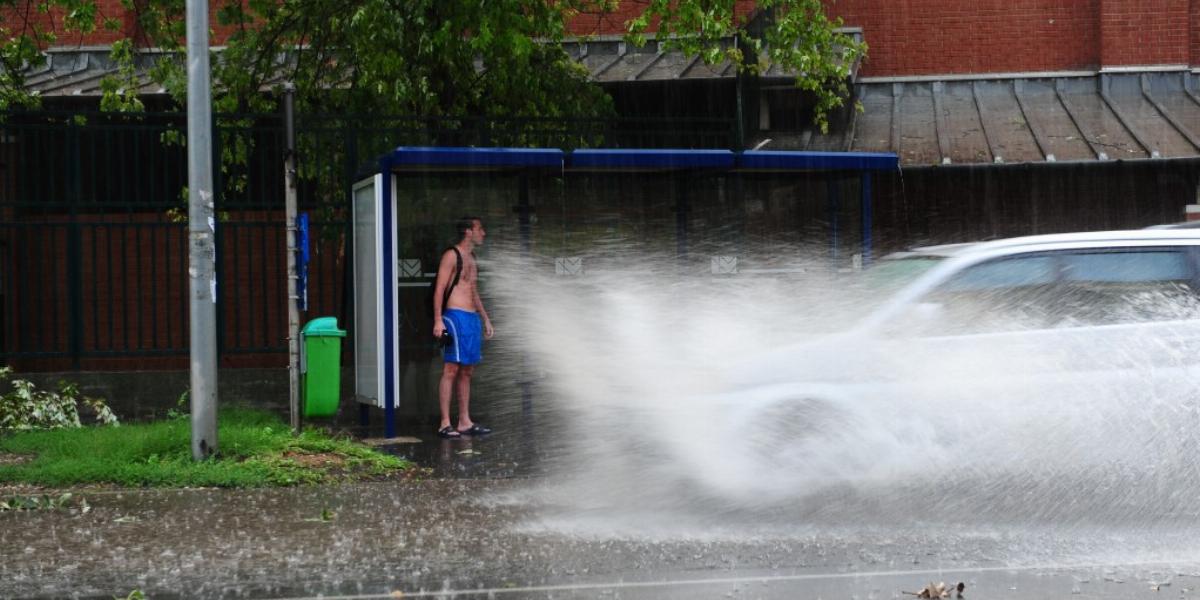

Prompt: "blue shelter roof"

[382,147,564,170]
[373,147,899,173]
[737,150,898,171]
[568,149,735,169]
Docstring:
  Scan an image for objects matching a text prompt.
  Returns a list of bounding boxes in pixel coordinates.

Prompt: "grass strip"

[0,407,407,488]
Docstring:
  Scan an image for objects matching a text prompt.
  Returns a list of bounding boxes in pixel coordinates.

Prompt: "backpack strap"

[440,247,463,314]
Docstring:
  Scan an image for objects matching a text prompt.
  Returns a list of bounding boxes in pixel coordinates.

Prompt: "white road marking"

[264,559,1198,599]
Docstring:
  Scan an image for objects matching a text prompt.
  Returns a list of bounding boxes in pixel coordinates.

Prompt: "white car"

[706,229,1200,502]
[860,229,1200,333]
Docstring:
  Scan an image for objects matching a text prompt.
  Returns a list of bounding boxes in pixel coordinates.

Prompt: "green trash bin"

[301,316,347,418]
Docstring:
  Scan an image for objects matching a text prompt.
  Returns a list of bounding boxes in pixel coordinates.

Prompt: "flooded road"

[5,455,1200,599]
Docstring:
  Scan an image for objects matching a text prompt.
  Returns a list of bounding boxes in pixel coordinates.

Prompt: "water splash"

[485,244,1200,532]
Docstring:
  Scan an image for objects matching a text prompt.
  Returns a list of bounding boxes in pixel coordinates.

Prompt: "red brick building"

[825,0,1199,76]
[559,1,1200,76]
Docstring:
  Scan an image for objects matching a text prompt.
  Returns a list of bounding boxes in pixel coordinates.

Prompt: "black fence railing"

[0,111,735,212]
[0,110,735,367]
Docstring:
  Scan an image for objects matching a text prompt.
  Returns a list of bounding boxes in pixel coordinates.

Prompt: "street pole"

[284,84,301,434]
[187,0,217,460]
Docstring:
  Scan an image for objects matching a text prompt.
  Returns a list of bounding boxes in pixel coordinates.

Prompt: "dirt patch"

[0,453,33,466]
[282,451,348,469]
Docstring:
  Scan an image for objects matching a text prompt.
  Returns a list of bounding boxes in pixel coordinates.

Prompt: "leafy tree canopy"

[1,0,863,130]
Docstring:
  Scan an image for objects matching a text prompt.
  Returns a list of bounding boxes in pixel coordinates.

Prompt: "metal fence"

[0,110,735,368]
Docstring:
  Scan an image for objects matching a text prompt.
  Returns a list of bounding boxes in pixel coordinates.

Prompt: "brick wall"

[567,0,757,37]
[1192,0,1200,65]
[570,0,1200,76]
[824,0,1200,75]
[821,0,1102,76]
[9,2,1200,76]
[3,0,245,49]
[1099,0,1191,66]
[5,0,128,46]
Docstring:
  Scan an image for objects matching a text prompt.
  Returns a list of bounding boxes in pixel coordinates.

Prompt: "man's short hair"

[455,216,481,241]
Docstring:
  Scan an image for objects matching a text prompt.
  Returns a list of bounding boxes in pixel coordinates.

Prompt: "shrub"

[0,367,119,430]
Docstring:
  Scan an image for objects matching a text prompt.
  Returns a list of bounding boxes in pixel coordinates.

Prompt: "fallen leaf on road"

[903,582,965,598]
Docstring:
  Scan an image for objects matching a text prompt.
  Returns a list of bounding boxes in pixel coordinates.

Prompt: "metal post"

[187,0,217,460]
[67,212,82,369]
[733,37,745,151]
[382,169,396,439]
[675,174,689,269]
[284,84,301,434]
[827,176,841,262]
[517,174,531,256]
[516,173,533,414]
[343,125,366,429]
[67,121,82,368]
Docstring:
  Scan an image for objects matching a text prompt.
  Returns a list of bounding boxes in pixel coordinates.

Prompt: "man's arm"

[473,286,494,339]
[432,250,455,337]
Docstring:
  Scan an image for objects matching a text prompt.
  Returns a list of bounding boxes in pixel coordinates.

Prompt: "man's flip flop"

[458,424,492,436]
[437,426,461,439]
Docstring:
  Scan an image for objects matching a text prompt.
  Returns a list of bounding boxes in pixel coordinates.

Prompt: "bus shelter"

[352,147,563,436]
[353,146,897,437]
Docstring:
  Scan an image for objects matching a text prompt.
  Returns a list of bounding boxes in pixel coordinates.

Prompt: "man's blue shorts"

[442,309,483,365]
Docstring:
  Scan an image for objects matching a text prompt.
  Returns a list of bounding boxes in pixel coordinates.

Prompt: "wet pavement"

[5,473,1200,599]
[3,418,1200,599]
[6,404,1200,599]
[376,428,545,481]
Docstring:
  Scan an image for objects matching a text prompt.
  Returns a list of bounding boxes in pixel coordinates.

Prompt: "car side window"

[939,256,1057,291]
[905,255,1061,336]
[1055,250,1200,326]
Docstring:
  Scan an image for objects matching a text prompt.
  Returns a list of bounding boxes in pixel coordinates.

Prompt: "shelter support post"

[675,174,689,268]
[516,173,534,414]
[383,172,397,439]
[860,171,873,267]
[827,177,840,262]
[518,174,532,256]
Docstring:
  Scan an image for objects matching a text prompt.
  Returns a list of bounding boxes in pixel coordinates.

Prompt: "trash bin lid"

[302,316,347,337]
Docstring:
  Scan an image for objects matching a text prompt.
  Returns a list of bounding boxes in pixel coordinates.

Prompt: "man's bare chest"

[459,259,478,284]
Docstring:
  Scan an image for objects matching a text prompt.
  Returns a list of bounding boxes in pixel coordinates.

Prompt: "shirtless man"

[432,216,495,438]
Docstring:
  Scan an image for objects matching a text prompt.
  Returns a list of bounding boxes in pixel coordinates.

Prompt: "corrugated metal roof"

[760,72,1200,166]
[40,40,1195,170]
[24,31,862,97]
[23,50,172,97]
[565,30,862,83]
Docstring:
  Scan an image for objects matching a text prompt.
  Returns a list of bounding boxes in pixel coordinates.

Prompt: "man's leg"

[438,362,460,431]
[455,365,475,431]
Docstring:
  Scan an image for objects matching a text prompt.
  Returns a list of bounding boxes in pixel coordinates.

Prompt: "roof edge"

[859,70,1100,84]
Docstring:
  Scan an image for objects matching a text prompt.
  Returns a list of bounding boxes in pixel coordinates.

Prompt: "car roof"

[887,229,1200,260]
[1144,221,1200,230]
[884,243,978,259]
